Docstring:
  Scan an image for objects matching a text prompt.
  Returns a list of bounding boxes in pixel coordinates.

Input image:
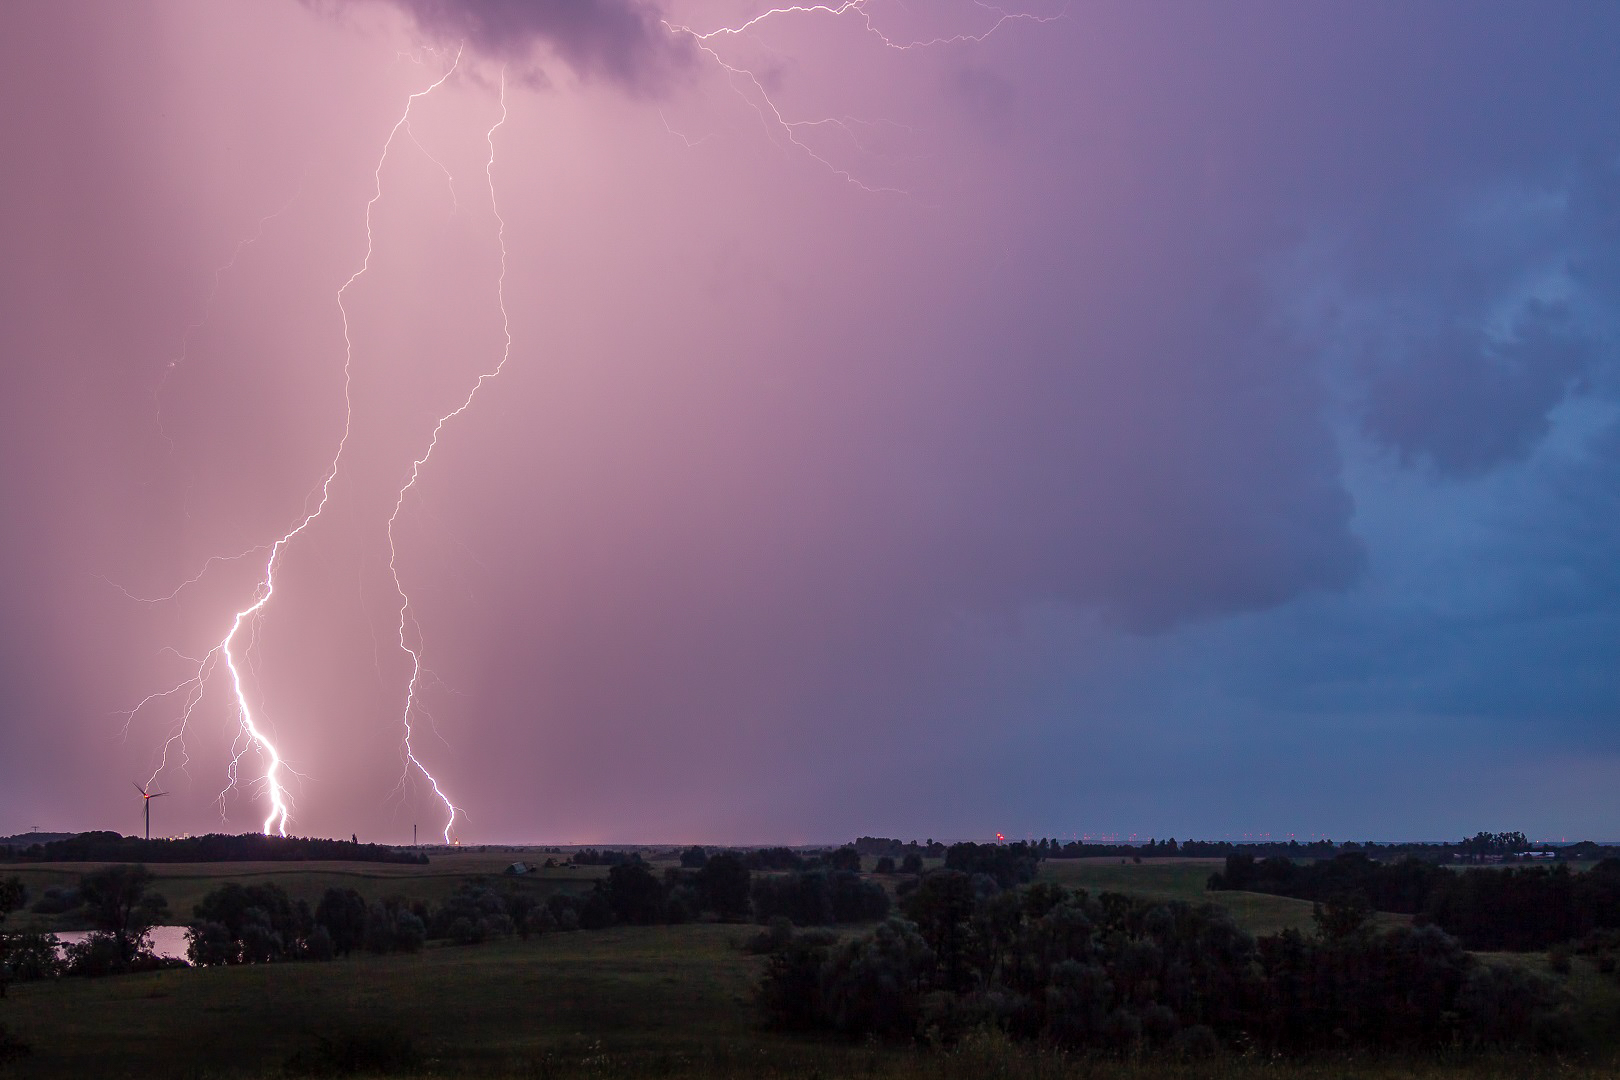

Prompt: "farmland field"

[2,853,1617,1078]
[1037,857,1410,935]
[2,850,607,933]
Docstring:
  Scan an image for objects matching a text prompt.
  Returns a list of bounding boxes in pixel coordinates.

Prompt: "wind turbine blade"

[151,792,169,799]
[133,781,148,797]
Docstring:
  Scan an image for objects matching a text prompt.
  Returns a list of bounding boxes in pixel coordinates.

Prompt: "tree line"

[757,871,1583,1054]
[1209,852,1620,950]
[1,831,427,864]
[0,852,898,980]
[852,832,1620,863]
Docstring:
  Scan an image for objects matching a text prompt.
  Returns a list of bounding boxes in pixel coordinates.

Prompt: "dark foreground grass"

[1038,859,1410,936]
[3,924,759,1078]
[6,922,1619,1080]
[3,856,608,933]
[5,859,1615,1078]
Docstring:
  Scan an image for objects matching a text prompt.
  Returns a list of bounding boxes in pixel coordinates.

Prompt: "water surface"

[53,925,190,961]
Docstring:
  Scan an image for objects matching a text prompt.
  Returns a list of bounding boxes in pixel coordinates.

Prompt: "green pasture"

[4,921,1618,1079]
[1037,857,1413,936]
[2,851,610,932]
[3,922,761,1078]
[4,854,1617,1078]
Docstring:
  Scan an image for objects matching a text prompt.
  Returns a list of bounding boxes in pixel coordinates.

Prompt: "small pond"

[53,925,190,961]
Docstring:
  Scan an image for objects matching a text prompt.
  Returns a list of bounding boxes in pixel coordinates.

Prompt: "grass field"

[3,851,609,933]
[3,923,765,1078]
[3,855,1616,1078]
[6,922,1619,1079]
[1036,857,1414,936]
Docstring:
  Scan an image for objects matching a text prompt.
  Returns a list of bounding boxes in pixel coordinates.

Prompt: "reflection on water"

[53,925,190,961]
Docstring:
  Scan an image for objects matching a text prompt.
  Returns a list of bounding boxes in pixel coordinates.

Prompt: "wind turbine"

[134,783,168,841]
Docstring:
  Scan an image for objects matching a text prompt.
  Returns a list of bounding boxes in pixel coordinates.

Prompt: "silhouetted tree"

[900,870,979,992]
[604,862,666,925]
[79,865,169,962]
[189,881,308,964]
[315,887,368,956]
[828,846,862,873]
[697,853,751,920]
[0,876,25,998]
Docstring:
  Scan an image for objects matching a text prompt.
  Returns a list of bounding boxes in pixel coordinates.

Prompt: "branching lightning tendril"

[385,66,511,844]
[124,3,1058,842]
[666,0,1066,194]
[128,52,465,836]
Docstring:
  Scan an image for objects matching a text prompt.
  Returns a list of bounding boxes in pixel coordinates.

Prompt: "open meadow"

[2,849,607,934]
[4,853,1620,1078]
[1036,858,1412,935]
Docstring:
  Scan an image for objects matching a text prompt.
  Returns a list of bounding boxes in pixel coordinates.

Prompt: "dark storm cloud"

[10,1,1620,843]
[366,0,691,90]
[907,280,1365,631]
[1353,158,1620,478]
[1363,304,1596,478]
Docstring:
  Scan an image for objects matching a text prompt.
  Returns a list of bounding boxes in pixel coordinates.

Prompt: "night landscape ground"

[4,846,1620,1078]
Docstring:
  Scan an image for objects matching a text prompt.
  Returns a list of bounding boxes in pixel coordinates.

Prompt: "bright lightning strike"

[683,0,1066,50]
[129,52,465,836]
[384,67,512,845]
[122,4,1057,844]
[665,1,1067,193]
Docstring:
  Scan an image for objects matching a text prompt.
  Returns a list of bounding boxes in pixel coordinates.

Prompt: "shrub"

[605,862,667,924]
[2,932,63,982]
[362,901,425,954]
[1170,1023,1220,1059]
[63,932,184,977]
[283,1029,422,1076]
[1457,962,1564,1045]
[697,853,752,920]
[190,882,306,964]
[818,918,934,1038]
[29,887,80,915]
[743,916,795,955]
[314,888,367,956]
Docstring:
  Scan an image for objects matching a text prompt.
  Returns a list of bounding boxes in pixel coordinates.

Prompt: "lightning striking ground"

[121,5,1058,843]
[384,68,512,845]
[128,54,464,835]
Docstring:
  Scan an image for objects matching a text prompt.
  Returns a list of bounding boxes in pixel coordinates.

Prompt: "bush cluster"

[179,853,861,964]
[9,831,425,865]
[1210,853,1620,950]
[757,873,1575,1053]
[185,883,426,965]
[751,869,890,926]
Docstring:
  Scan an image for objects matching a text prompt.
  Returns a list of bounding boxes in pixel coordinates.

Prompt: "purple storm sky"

[3,1,1620,845]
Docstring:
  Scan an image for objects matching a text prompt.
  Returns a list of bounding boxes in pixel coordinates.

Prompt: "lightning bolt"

[385,67,512,845]
[665,1,1066,193]
[684,0,1066,50]
[129,52,464,835]
[121,3,1059,843]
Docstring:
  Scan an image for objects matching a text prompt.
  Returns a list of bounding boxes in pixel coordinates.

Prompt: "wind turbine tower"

[134,783,168,841]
